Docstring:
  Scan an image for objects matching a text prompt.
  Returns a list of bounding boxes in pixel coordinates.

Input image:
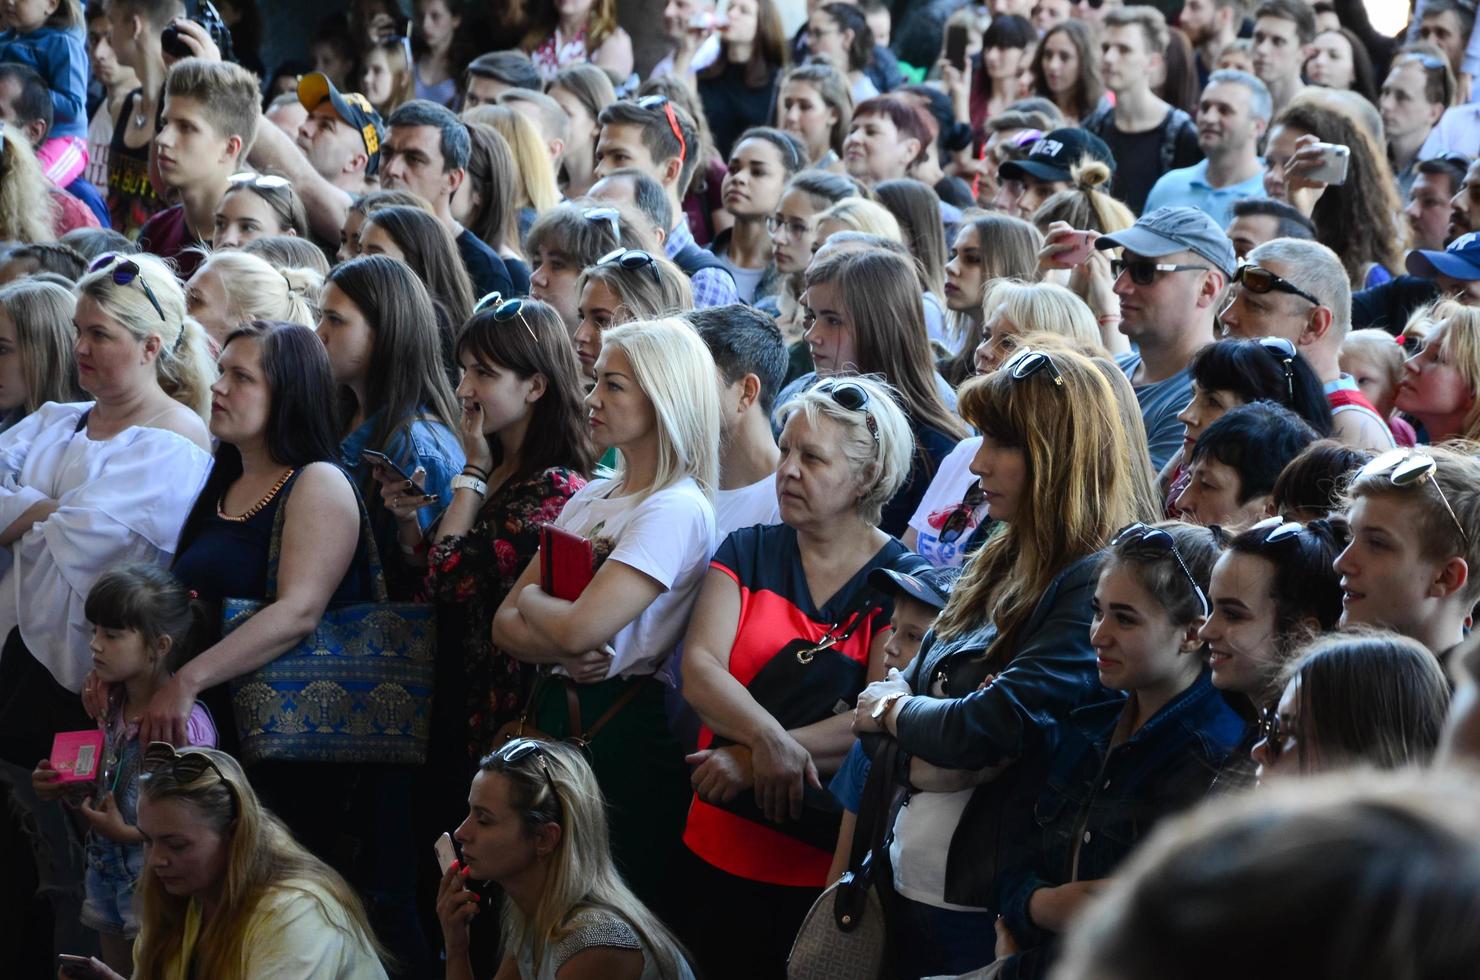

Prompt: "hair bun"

[1071,159,1111,191]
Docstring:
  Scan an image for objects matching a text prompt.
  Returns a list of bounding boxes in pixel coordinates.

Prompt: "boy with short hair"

[139,57,258,277]
[1336,444,1480,662]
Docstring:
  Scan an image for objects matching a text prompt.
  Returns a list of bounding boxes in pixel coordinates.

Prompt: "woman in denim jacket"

[989,522,1246,979]
[854,343,1157,978]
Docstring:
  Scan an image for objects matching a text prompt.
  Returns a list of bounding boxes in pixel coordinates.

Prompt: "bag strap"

[565,677,645,745]
[809,586,885,654]
[263,466,390,604]
[848,737,902,876]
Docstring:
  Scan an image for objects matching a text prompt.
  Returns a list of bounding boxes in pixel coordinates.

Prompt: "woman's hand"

[376,464,436,528]
[1027,880,1103,933]
[31,759,65,801]
[566,646,614,684]
[1038,221,1098,272]
[686,744,754,804]
[853,671,912,734]
[138,671,199,746]
[1282,133,1334,216]
[435,861,480,958]
[56,957,125,980]
[750,730,819,823]
[940,61,971,125]
[1076,250,1121,324]
[78,792,138,843]
[80,670,112,721]
[457,403,495,475]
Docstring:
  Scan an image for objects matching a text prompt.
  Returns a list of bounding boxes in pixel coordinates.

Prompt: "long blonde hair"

[76,253,216,420]
[464,104,561,213]
[0,279,82,413]
[0,125,57,243]
[132,748,383,980]
[1415,300,1480,441]
[934,345,1152,651]
[600,318,720,500]
[484,742,691,979]
[198,251,320,329]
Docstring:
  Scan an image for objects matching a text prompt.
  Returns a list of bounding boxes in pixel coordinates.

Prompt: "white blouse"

[0,402,212,692]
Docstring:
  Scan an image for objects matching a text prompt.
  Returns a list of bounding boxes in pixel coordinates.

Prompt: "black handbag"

[710,588,883,850]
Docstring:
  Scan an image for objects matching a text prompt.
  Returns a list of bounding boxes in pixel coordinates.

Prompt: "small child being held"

[1339,328,1416,447]
[32,563,216,973]
[0,0,89,187]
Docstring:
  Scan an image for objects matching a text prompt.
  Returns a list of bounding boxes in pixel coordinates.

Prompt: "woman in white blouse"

[0,253,214,767]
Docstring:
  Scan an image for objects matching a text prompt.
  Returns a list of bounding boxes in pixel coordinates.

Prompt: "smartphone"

[360,449,413,483]
[1305,142,1350,185]
[434,831,458,874]
[944,25,969,73]
[58,955,111,980]
[1056,231,1096,267]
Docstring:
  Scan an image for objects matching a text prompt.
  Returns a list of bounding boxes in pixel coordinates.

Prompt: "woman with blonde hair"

[0,279,82,430]
[458,122,527,284]
[438,741,694,980]
[972,279,1103,374]
[464,103,562,236]
[123,743,385,979]
[574,250,694,378]
[1394,300,1480,443]
[812,196,901,251]
[493,318,719,919]
[0,252,212,768]
[0,125,59,243]
[774,62,853,170]
[855,345,1155,962]
[1031,160,1135,235]
[184,251,320,349]
[940,213,1043,387]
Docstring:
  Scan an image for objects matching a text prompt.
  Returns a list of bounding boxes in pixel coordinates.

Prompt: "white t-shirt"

[714,474,780,539]
[553,476,716,679]
[907,437,987,569]
[86,103,112,188]
[890,788,987,910]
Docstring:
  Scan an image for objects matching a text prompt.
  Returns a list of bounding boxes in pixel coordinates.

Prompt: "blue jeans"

[895,896,996,980]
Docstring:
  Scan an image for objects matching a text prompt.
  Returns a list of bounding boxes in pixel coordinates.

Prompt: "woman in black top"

[692,0,789,158]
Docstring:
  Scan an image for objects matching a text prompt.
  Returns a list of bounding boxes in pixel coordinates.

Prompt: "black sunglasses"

[141,741,238,817]
[1359,449,1470,546]
[599,247,661,285]
[89,253,167,323]
[494,738,563,821]
[1257,335,1297,402]
[1112,522,1211,618]
[939,482,987,545]
[813,378,879,443]
[474,292,538,343]
[1003,346,1064,387]
[1234,263,1322,307]
[1111,258,1206,286]
[1256,703,1298,763]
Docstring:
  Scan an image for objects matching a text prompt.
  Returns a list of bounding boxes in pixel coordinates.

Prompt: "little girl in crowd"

[0,0,89,187]
[361,33,415,117]
[31,563,217,973]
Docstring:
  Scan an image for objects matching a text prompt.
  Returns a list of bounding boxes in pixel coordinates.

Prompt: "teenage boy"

[84,2,138,190]
[595,97,739,307]
[995,127,1116,219]
[687,304,787,537]
[380,99,514,298]
[102,0,183,235]
[1219,237,1397,451]
[1095,206,1236,472]
[1382,51,1451,196]
[1250,0,1313,114]
[139,58,258,277]
[1144,69,1270,227]
[1082,6,1201,215]
[1336,444,1480,664]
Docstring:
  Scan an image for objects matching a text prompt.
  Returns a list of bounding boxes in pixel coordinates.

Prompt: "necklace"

[217,468,295,523]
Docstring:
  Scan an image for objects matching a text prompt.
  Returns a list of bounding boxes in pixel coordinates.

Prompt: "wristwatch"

[872,691,908,723]
[450,474,488,498]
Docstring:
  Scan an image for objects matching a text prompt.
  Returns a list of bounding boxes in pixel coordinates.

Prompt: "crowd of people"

[4,0,1480,978]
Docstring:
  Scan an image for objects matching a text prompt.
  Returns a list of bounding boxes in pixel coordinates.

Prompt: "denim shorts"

[79,838,143,937]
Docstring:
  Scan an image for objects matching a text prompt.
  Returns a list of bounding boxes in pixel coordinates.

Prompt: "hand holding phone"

[58,954,116,980]
[1054,231,1097,267]
[944,25,969,73]
[361,449,414,484]
[1303,142,1350,185]
[435,831,458,875]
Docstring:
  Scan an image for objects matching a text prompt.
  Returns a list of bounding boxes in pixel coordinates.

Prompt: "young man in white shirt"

[1144,69,1270,226]
[687,304,785,537]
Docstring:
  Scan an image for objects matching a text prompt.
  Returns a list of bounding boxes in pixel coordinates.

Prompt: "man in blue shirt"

[1144,70,1270,227]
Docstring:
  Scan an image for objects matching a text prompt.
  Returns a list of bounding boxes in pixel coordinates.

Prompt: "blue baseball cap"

[867,564,959,611]
[1407,231,1480,281]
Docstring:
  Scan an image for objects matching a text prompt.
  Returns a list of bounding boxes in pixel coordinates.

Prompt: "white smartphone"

[434,831,457,874]
[1305,143,1350,185]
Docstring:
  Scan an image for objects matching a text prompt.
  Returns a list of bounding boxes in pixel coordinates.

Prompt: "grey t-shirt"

[1117,351,1192,473]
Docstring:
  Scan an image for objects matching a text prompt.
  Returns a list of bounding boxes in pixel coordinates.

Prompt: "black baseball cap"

[298,72,386,176]
[999,127,1115,184]
[868,564,958,611]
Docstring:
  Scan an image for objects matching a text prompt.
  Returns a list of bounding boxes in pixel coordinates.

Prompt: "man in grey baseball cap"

[1096,206,1236,471]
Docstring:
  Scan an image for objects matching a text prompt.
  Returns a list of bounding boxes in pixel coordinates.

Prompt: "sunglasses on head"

[1257,335,1297,402]
[1112,522,1211,618]
[89,253,167,323]
[1112,258,1207,286]
[228,171,291,191]
[494,738,563,821]
[1003,346,1064,388]
[1359,449,1471,546]
[141,741,238,817]
[813,378,879,443]
[1234,263,1322,307]
[599,247,661,285]
[636,95,687,167]
[582,206,622,245]
[474,292,538,344]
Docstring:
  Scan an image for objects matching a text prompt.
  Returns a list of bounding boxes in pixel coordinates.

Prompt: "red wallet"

[540,524,595,600]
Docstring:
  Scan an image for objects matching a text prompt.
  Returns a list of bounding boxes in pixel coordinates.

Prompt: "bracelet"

[462,464,490,480]
[451,474,488,498]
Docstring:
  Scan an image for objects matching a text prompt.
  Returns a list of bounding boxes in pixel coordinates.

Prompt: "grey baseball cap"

[1096,206,1237,278]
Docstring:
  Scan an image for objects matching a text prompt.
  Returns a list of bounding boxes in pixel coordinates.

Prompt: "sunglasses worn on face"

[1258,335,1297,402]
[1359,449,1471,546]
[636,95,688,166]
[1112,522,1212,617]
[89,253,167,323]
[1234,264,1322,307]
[1112,258,1207,285]
[474,292,538,343]
[495,738,563,821]
[141,741,238,817]
[813,378,879,443]
[1003,346,1064,387]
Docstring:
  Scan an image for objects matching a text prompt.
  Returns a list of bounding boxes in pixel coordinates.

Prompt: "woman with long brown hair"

[1032,20,1102,124]
[689,0,789,157]
[522,0,633,82]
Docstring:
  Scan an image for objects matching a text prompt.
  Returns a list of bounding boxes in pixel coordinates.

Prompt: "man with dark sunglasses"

[1094,206,1236,472]
[1221,237,1397,452]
